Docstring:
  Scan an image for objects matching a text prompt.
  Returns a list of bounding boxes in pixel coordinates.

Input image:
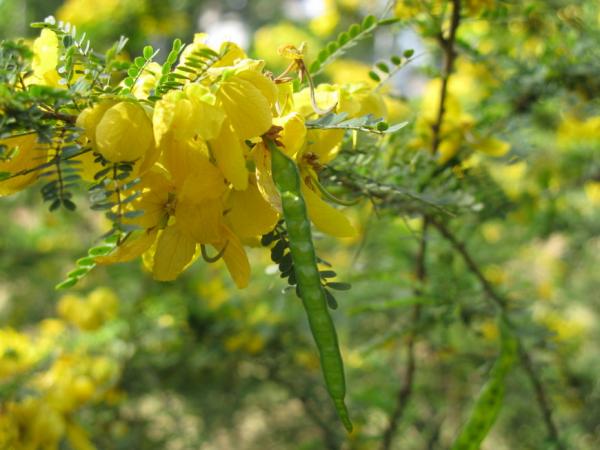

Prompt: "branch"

[381,217,429,450]
[40,109,77,124]
[0,147,92,181]
[428,216,565,450]
[430,0,462,155]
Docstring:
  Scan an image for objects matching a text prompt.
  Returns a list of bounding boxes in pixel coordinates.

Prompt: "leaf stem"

[381,216,429,450]
[428,216,565,450]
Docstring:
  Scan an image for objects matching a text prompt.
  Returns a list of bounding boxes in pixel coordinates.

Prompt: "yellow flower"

[95,101,155,163]
[0,134,48,196]
[216,72,274,140]
[29,28,61,87]
[273,112,307,158]
[253,120,357,239]
[98,141,251,286]
[208,118,249,190]
[153,85,225,147]
[225,176,279,240]
[132,61,162,99]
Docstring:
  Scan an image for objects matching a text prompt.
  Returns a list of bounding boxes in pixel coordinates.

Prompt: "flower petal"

[209,119,248,190]
[217,226,250,289]
[218,78,272,140]
[301,183,357,238]
[0,134,47,196]
[96,102,153,162]
[152,226,197,281]
[95,230,157,265]
[176,197,224,244]
[226,180,279,239]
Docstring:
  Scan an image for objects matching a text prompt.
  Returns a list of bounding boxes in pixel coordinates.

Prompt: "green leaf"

[361,15,377,30]
[348,24,361,38]
[76,257,96,268]
[327,42,339,54]
[403,49,415,58]
[376,121,389,131]
[368,70,381,82]
[326,282,351,291]
[88,245,116,256]
[319,270,337,279]
[337,32,349,45]
[62,198,77,211]
[379,17,401,26]
[67,267,89,278]
[376,62,390,73]
[325,289,339,310]
[143,45,154,60]
[55,278,78,290]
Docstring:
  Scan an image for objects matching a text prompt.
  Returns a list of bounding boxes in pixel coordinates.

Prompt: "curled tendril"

[309,172,361,206]
[201,242,228,263]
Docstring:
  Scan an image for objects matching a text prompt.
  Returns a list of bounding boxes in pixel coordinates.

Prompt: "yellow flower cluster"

[1,30,391,287]
[0,289,122,450]
[410,76,510,164]
[395,0,495,19]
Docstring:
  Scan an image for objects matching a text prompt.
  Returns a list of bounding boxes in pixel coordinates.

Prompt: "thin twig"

[0,148,92,181]
[430,0,462,155]
[428,217,564,450]
[381,217,429,450]
[519,346,564,448]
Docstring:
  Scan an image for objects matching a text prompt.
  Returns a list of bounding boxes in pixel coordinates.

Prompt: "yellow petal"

[175,197,223,244]
[226,180,279,239]
[0,134,47,196]
[127,167,173,229]
[217,226,250,288]
[252,143,282,212]
[209,119,248,190]
[301,183,357,238]
[95,230,158,265]
[76,101,116,147]
[293,84,339,117]
[235,70,277,107]
[474,137,511,157]
[214,42,247,67]
[176,152,226,200]
[185,84,226,141]
[66,420,97,450]
[153,92,195,146]
[160,139,214,191]
[30,28,60,87]
[305,129,344,164]
[218,78,272,140]
[137,140,162,176]
[273,112,306,157]
[152,225,197,281]
[437,137,462,165]
[96,102,153,162]
[275,81,295,116]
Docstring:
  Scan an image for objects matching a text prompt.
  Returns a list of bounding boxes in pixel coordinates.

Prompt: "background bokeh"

[1,1,599,449]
